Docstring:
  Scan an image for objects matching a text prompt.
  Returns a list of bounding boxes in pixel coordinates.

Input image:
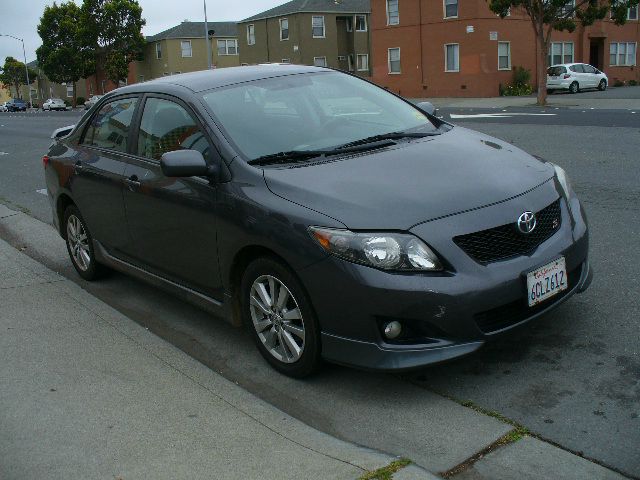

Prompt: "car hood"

[263,127,554,230]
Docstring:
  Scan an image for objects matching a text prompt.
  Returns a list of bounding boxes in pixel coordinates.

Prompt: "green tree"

[37,2,92,107]
[0,56,37,100]
[488,0,639,105]
[80,0,146,85]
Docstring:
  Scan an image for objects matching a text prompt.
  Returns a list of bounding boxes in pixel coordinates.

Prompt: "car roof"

[115,64,329,95]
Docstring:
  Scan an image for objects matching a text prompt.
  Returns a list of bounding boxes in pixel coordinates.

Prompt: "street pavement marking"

[449,113,558,119]
[0,152,8,156]
[36,189,48,195]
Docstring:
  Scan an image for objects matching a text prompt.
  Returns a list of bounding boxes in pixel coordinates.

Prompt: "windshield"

[201,72,438,160]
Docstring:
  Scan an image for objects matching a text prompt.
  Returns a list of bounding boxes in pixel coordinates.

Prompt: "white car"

[546,63,608,94]
[42,98,68,111]
[84,95,104,110]
[0,102,7,112]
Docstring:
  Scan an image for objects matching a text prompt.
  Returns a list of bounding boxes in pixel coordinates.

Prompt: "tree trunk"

[536,29,549,106]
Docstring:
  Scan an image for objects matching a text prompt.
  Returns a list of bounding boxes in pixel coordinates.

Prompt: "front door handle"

[124,175,141,189]
[74,161,83,172]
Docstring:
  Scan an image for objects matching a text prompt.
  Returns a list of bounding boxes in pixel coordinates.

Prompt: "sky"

[0,0,280,65]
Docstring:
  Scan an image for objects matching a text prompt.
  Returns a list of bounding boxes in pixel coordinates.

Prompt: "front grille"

[474,266,581,334]
[454,199,562,263]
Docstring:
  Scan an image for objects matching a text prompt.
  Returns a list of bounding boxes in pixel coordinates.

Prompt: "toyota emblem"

[517,211,537,234]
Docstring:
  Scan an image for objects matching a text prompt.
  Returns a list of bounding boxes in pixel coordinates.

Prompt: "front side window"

[444,0,458,18]
[357,54,369,71]
[312,16,325,38]
[356,15,367,31]
[582,64,596,73]
[218,39,238,55]
[498,42,511,70]
[82,97,138,153]
[388,48,401,73]
[181,40,192,57]
[156,42,162,59]
[314,56,327,67]
[280,18,289,40]
[137,98,210,162]
[247,24,255,45]
[201,71,437,161]
[387,0,399,25]
[445,43,460,71]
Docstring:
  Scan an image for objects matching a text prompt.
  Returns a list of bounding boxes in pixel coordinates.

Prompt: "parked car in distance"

[547,63,608,94]
[84,95,104,110]
[6,98,27,112]
[44,65,592,377]
[0,102,7,112]
[42,98,68,111]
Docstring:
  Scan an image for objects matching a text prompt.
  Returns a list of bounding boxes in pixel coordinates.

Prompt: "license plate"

[526,257,568,307]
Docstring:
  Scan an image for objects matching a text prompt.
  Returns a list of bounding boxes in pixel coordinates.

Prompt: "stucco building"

[238,0,372,76]
[371,0,640,97]
[14,61,88,106]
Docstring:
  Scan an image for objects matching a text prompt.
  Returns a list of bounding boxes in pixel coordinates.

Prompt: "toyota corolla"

[43,65,592,377]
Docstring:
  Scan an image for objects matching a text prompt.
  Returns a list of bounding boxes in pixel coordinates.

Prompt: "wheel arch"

[56,193,76,239]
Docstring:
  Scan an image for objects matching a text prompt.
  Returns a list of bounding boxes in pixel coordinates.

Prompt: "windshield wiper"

[248,139,397,166]
[338,131,440,149]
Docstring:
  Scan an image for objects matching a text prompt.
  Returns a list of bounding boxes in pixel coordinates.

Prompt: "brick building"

[371,0,639,97]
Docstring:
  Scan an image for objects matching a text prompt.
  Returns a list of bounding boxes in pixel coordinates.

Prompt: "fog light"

[383,321,402,340]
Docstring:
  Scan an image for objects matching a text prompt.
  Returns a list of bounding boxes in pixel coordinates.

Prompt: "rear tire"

[63,205,107,281]
[569,82,579,94]
[241,257,321,378]
[598,79,607,91]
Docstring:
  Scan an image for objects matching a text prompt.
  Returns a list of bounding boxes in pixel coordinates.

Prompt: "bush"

[500,66,533,96]
[628,80,638,86]
[613,79,625,87]
[76,96,85,105]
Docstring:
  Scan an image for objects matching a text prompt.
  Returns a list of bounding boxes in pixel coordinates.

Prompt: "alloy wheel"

[66,214,91,271]
[249,275,306,363]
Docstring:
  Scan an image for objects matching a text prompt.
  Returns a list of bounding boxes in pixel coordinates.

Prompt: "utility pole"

[204,0,212,69]
[0,34,33,109]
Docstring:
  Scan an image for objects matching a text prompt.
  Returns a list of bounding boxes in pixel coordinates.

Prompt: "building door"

[589,39,604,70]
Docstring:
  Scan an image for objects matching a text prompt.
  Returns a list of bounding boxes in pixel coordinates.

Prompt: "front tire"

[569,82,579,94]
[241,257,321,377]
[63,205,106,281]
[598,79,607,91]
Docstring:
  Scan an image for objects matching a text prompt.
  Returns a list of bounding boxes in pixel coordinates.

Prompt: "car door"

[72,95,140,257]
[582,64,597,87]
[121,94,223,297]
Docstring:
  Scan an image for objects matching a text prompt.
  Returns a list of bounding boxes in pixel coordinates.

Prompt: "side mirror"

[416,101,437,116]
[51,124,75,139]
[160,150,213,177]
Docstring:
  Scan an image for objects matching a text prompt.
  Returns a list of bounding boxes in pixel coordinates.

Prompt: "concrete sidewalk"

[0,232,435,480]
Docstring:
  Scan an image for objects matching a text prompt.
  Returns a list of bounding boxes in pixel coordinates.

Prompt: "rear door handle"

[124,175,141,189]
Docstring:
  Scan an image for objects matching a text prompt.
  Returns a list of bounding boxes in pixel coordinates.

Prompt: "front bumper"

[298,181,591,371]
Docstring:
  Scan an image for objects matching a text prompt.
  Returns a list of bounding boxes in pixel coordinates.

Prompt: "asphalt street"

[1,107,638,477]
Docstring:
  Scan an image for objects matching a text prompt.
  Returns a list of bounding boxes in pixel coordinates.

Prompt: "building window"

[357,54,369,71]
[156,42,162,59]
[549,42,574,65]
[387,0,399,25]
[445,43,460,71]
[388,47,401,73]
[610,42,637,66]
[181,40,192,58]
[247,24,255,45]
[217,39,238,55]
[355,15,367,32]
[313,56,327,67]
[138,75,144,83]
[30,88,38,99]
[559,0,576,17]
[66,84,73,97]
[346,16,353,32]
[444,0,458,18]
[628,5,639,20]
[312,16,325,38]
[498,42,511,70]
[280,18,289,40]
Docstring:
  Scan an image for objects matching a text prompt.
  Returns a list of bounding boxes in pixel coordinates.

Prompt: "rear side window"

[547,66,566,75]
[82,97,138,153]
[137,97,210,161]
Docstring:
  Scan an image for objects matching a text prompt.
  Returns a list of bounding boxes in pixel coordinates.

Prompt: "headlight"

[552,164,572,199]
[309,227,442,271]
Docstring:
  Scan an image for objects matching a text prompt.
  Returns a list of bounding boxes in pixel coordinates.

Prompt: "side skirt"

[93,240,238,326]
